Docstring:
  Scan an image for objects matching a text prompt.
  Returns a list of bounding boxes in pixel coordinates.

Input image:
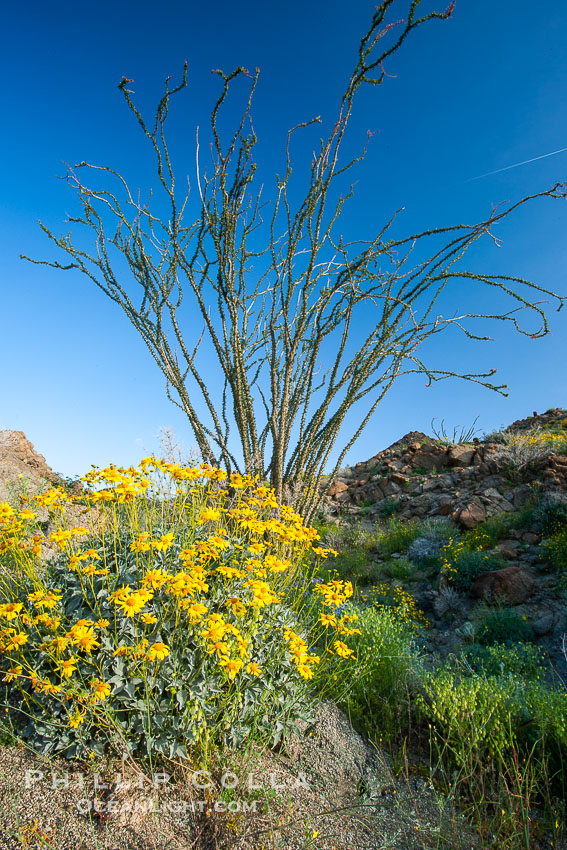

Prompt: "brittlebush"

[0,460,355,760]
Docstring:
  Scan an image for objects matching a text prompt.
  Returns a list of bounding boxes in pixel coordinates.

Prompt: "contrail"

[467,145,567,181]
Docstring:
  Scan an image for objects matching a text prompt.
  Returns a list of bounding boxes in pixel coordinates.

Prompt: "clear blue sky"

[1,0,566,479]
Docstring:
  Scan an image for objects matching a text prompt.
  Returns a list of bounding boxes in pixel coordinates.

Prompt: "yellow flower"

[109,584,131,602]
[246,662,261,676]
[332,640,355,659]
[71,627,100,655]
[319,612,338,628]
[201,618,227,643]
[37,591,63,610]
[5,631,28,651]
[181,601,208,622]
[297,664,314,680]
[0,502,14,518]
[312,546,338,558]
[225,597,246,617]
[130,532,151,553]
[59,657,78,678]
[49,636,70,654]
[3,664,23,682]
[68,707,86,728]
[143,568,169,590]
[219,657,244,679]
[207,640,231,658]
[95,619,109,629]
[33,613,61,630]
[115,591,151,618]
[150,532,175,553]
[49,529,74,549]
[0,603,23,621]
[90,679,111,702]
[246,579,279,608]
[146,642,170,662]
[141,612,158,625]
[217,564,244,579]
[199,507,221,523]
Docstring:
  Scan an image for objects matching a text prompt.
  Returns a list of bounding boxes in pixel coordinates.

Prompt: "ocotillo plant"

[23,0,566,522]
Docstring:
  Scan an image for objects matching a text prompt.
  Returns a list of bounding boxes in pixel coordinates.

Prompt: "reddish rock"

[522,532,540,545]
[470,566,535,604]
[453,498,486,528]
[328,480,348,498]
[390,472,410,486]
[409,447,448,472]
[448,445,476,467]
[494,540,520,560]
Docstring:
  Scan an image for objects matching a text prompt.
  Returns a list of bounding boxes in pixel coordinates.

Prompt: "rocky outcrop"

[0,430,60,504]
[323,409,567,527]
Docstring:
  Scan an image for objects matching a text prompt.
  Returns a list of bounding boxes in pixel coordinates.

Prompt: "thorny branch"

[22,0,566,522]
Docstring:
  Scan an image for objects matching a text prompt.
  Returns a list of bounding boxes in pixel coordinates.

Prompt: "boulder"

[531,612,555,637]
[470,566,535,604]
[453,498,486,528]
[480,487,515,512]
[493,540,520,560]
[448,445,476,467]
[408,447,448,472]
[328,480,349,498]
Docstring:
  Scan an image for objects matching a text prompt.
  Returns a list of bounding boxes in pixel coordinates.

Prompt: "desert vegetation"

[0,437,566,848]
[7,0,567,845]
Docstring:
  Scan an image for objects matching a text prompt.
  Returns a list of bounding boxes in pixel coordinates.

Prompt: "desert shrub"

[359,584,428,632]
[532,496,567,537]
[433,585,463,619]
[418,666,567,848]
[439,537,502,590]
[492,430,567,471]
[324,602,420,739]
[464,513,515,550]
[460,642,545,680]
[482,429,508,445]
[313,523,380,586]
[476,607,534,647]
[383,556,416,581]
[431,416,480,445]
[407,519,454,567]
[419,668,523,767]
[0,461,358,761]
[377,497,401,518]
[377,517,422,557]
[542,528,567,572]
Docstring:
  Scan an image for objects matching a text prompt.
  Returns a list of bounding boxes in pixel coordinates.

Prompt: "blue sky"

[1,0,566,480]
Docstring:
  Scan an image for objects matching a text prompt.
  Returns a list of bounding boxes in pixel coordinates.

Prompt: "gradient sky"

[1,0,566,480]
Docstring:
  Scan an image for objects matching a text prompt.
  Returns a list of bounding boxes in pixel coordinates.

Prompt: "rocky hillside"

[0,430,61,505]
[326,407,567,527]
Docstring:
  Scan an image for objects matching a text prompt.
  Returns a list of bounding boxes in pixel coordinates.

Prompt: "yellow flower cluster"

[283,628,320,679]
[361,583,429,631]
[313,579,359,657]
[0,502,42,560]
[438,536,463,581]
[0,458,359,747]
[507,431,567,451]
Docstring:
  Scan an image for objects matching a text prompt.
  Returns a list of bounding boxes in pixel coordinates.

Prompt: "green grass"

[376,516,424,557]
